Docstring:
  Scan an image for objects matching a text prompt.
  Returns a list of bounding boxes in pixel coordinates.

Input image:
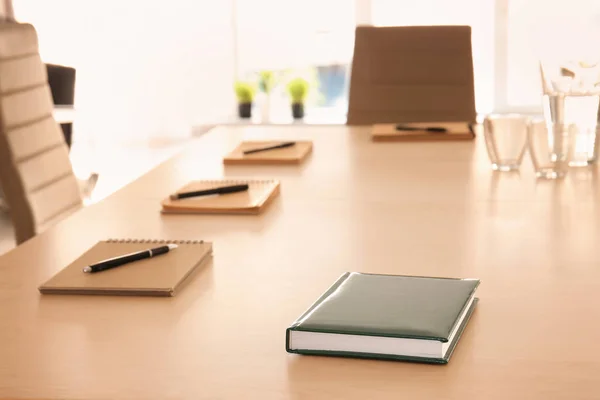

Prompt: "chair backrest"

[347,25,476,125]
[0,23,81,244]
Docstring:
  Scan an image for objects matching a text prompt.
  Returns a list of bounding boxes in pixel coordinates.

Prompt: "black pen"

[243,141,296,154]
[395,125,448,133]
[83,244,178,273]
[170,183,249,200]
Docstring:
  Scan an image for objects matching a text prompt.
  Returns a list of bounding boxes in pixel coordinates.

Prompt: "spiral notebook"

[38,239,213,297]
[371,122,475,142]
[161,179,280,215]
[223,141,313,165]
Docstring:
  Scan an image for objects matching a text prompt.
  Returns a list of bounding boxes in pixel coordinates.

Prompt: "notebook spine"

[105,238,205,244]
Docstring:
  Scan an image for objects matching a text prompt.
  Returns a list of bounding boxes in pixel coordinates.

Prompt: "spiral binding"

[105,238,204,244]
[196,179,275,185]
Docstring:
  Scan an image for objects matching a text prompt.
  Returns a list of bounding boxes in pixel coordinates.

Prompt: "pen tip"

[168,244,178,250]
[83,266,91,273]
[169,194,178,200]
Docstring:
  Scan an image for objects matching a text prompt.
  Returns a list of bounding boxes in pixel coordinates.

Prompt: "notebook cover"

[161,179,280,215]
[38,239,212,297]
[223,141,313,165]
[286,298,478,364]
[371,122,475,142]
[286,272,479,363]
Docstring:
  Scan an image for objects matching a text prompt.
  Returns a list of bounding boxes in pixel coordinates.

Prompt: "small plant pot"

[238,102,252,119]
[292,103,304,119]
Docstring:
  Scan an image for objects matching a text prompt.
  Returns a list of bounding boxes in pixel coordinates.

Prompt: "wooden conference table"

[1,125,599,399]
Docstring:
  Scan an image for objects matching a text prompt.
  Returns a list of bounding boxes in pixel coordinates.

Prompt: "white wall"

[14,0,235,145]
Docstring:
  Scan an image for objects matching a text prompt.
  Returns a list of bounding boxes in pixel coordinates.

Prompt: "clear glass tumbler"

[483,114,529,171]
[527,119,574,179]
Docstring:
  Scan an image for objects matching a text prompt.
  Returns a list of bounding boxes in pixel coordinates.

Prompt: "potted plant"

[258,70,275,94]
[234,81,256,119]
[286,77,309,119]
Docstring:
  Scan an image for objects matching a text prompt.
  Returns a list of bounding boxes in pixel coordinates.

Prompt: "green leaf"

[258,70,276,93]
[286,77,310,103]
[234,81,256,103]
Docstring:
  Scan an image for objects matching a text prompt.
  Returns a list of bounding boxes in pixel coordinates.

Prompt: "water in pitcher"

[543,93,600,166]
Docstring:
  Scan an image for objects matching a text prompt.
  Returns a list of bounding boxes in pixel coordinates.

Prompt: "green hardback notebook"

[286,272,479,364]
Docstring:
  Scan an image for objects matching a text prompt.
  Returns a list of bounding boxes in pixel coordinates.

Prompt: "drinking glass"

[540,60,600,166]
[483,114,528,171]
[538,13,600,169]
[527,119,574,179]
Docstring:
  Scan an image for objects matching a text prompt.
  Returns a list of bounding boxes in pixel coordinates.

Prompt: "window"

[14,0,600,134]
[501,0,600,111]
[234,0,356,121]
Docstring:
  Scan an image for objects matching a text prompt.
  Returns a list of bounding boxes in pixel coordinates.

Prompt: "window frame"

[492,0,542,114]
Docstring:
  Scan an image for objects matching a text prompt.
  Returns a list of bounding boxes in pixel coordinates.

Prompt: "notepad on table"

[286,272,479,364]
[39,238,212,297]
[371,122,475,142]
[161,179,280,215]
[223,141,313,165]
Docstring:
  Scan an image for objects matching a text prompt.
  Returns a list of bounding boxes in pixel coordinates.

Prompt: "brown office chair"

[347,25,476,125]
[0,23,82,245]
